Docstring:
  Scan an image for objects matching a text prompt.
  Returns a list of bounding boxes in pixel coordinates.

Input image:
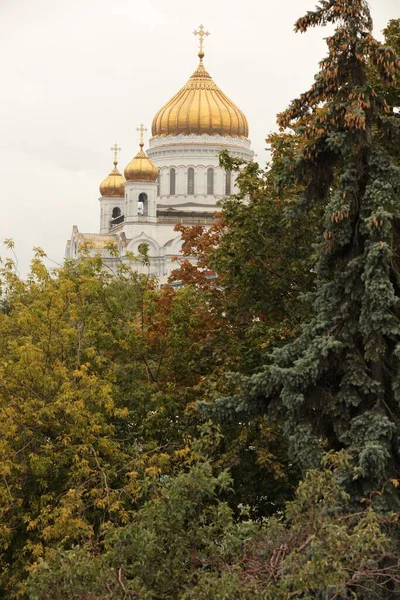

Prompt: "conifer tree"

[214,1,400,504]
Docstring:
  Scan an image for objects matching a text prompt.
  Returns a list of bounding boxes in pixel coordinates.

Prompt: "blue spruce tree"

[213,0,400,506]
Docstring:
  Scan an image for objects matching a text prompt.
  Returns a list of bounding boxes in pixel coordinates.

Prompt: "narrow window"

[225,170,231,195]
[157,170,160,196]
[187,167,195,195]
[170,168,176,196]
[138,192,148,216]
[207,168,214,195]
[112,206,121,218]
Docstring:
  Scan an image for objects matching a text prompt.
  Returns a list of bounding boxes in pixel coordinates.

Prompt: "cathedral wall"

[122,221,181,251]
[99,197,125,234]
[148,138,251,210]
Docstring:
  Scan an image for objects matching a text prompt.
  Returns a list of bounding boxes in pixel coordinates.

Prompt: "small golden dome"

[99,159,126,198]
[124,142,158,182]
[151,56,249,139]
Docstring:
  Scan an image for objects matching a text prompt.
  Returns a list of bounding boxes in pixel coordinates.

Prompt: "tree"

[170,133,324,517]
[0,249,231,597]
[5,4,400,598]
[211,0,400,508]
[26,451,400,600]
[173,133,321,366]
[0,251,148,595]
[372,19,400,116]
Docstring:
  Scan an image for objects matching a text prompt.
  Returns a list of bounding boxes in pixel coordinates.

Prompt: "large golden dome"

[151,54,249,139]
[99,151,125,197]
[124,142,158,182]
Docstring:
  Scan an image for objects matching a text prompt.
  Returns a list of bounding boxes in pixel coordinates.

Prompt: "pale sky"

[0,0,398,274]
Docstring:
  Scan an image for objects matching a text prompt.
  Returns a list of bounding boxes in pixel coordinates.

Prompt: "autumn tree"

[173,132,322,366]
[0,248,236,597]
[26,450,400,600]
[4,4,400,598]
[170,131,325,517]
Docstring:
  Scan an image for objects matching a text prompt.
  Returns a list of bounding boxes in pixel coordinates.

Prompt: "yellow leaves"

[72,367,86,379]
[28,453,51,478]
[3,238,15,251]
[0,254,204,580]
[24,541,44,560]
[88,423,103,436]
[58,434,72,447]
[174,446,191,459]
[25,516,40,532]
[144,466,162,478]
[41,489,94,544]
[113,406,129,419]
[0,461,12,478]
[390,478,399,488]
[115,508,130,525]
[155,453,171,467]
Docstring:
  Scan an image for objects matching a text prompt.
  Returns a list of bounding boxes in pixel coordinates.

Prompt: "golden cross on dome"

[193,24,209,58]
[110,143,121,165]
[136,123,148,148]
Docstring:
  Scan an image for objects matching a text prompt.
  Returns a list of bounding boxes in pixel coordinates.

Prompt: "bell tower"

[124,124,158,223]
[98,143,125,233]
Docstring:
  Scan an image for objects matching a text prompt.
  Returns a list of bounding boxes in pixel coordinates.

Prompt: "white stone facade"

[66,134,253,283]
[148,135,253,212]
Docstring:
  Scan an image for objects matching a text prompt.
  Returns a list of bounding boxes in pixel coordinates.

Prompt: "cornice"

[148,133,252,150]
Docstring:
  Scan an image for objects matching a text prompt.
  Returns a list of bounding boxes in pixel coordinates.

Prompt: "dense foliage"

[0,246,296,596]
[1,2,400,599]
[212,1,400,509]
[25,452,400,600]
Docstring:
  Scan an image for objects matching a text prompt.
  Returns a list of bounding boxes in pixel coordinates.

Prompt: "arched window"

[157,170,161,196]
[187,167,195,195]
[170,168,176,196]
[225,170,232,196]
[138,192,148,216]
[207,168,214,195]
[112,206,121,218]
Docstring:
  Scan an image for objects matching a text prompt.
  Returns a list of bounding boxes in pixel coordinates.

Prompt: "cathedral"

[65,26,253,282]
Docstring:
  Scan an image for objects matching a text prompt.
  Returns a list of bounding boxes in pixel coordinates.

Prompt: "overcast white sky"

[0,0,398,274]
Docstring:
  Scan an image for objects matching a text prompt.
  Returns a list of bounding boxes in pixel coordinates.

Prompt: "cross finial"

[136,123,148,148]
[193,24,210,60]
[110,143,121,165]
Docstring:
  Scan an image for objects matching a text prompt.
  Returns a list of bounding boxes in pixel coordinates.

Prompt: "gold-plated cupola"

[99,144,126,197]
[124,124,158,182]
[151,25,249,139]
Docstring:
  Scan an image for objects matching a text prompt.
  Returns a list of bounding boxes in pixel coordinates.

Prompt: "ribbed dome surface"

[151,59,249,139]
[124,144,158,182]
[99,163,125,197]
